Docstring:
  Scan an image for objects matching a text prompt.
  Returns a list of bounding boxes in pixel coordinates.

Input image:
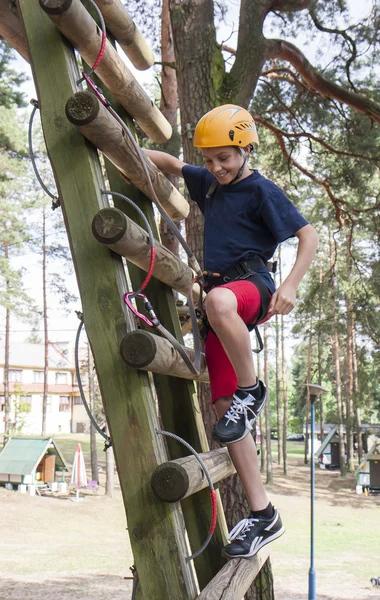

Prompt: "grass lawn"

[1,433,379,600]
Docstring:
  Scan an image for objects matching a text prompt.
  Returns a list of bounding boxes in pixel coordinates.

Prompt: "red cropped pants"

[204,279,264,403]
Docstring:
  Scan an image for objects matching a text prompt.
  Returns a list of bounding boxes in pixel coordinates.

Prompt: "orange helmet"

[193,104,259,148]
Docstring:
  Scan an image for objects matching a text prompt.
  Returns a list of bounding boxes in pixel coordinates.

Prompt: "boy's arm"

[267,224,319,317]
[144,149,186,178]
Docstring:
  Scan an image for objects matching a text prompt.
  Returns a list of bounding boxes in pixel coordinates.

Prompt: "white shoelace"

[222,394,258,428]
[228,517,258,542]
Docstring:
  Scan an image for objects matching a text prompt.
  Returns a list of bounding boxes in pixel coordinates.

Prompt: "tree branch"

[225,0,269,106]
[308,1,358,92]
[265,38,380,124]
[261,66,321,96]
[254,114,380,166]
[154,60,177,70]
[269,0,310,11]
[255,114,380,225]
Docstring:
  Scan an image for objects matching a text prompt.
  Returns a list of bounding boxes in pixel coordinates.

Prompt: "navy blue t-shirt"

[182,165,309,294]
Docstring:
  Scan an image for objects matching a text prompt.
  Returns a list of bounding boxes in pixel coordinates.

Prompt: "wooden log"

[0,0,29,61]
[120,330,209,382]
[196,548,270,600]
[39,0,171,144]
[151,448,235,502]
[92,207,196,296]
[66,92,189,220]
[93,0,154,70]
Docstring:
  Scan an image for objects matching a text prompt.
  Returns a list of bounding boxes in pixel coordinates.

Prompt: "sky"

[3,0,373,346]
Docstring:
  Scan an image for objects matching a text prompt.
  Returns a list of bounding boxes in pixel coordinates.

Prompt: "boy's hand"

[267,282,297,316]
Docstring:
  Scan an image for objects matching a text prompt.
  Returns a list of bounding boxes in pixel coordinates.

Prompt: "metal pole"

[308,394,316,600]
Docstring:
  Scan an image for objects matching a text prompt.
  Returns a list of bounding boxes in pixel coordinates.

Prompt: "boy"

[145,104,319,558]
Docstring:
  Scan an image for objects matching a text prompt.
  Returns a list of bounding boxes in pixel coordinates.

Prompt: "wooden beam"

[196,548,270,600]
[39,0,171,143]
[93,0,154,70]
[92,207,195,296]
[66,92,189,220]
[120,330,209,382]
[151,447,235,502]
[0,0,29,61]
[17,2,198,597]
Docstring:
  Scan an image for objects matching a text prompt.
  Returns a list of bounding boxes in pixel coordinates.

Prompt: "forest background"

[1,0,380,598]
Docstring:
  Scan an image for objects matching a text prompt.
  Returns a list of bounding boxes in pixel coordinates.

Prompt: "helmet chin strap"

[230,147,249,184]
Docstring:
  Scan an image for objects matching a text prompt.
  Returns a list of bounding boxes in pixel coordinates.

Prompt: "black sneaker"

[212,380,267,444]
[222,508,285,559]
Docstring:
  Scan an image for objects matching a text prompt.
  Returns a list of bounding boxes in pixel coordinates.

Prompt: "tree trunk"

[42,205,48,437]
[3,241,10,446]
[169,2,275,594]
[258,352,266,473]
[159,0,181,255]
[329,232,346,476]
[275,312,282,465]
[88,344,98,483]
[352,318,363,464]
[344,234,354,472]
[318,261,324,443]
[264,324,273,484]
[279,251,288,475]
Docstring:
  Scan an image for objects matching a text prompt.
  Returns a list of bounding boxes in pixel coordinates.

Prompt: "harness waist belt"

[219,257,276,283]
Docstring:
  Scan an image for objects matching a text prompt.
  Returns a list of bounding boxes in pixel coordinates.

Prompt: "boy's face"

[200,145,250,184]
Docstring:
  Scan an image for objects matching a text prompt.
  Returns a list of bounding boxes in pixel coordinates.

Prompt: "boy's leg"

[205,282,267,443]
[205,281,284,557]
[205,284,257,386]
[214,395,284,559]
[214,397,268,510]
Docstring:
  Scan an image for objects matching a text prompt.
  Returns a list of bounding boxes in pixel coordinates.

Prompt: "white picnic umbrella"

[70,443,87,499]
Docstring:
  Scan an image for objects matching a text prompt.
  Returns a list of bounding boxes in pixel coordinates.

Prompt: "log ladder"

[4,0,271,596]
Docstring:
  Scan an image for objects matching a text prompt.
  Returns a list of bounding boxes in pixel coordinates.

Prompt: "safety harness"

[200,180,277,352]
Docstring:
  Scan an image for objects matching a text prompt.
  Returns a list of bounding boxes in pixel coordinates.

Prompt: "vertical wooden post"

[17,2,198,597]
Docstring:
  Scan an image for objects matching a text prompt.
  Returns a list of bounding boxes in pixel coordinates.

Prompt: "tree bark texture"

[159,0,181,254]
[318,261,324,444]
[279,251,288,475]
[344,233,354,472]
[168,1,277,594]
[275,312,282,465]
[264,324,273,484]
[0,0,29,61]
[329,233,346,476]
[352,319,363,464]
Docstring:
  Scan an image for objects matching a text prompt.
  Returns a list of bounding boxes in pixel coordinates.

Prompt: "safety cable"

[101,190,156,297]
[75,312,111,448]
[130,565,139,600]
[78,0,202,278]
[77,0,204,376]
[28,100,60,209]
[156,429,217,562]
[101,190,200,375]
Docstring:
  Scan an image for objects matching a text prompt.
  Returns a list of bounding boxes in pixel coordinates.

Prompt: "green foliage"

[0,42,27,111]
